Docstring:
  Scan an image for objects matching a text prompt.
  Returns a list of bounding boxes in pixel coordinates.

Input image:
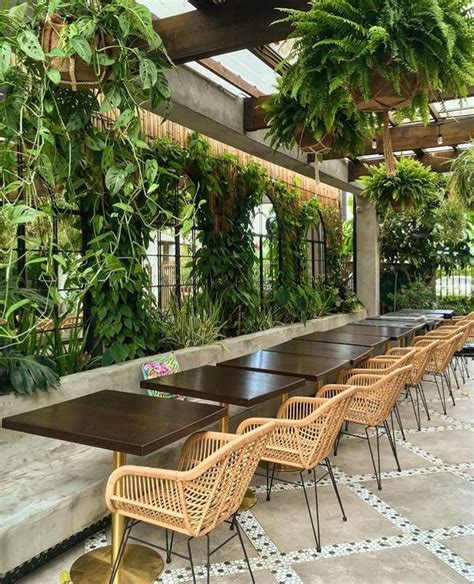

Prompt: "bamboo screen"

[137,109,341,208]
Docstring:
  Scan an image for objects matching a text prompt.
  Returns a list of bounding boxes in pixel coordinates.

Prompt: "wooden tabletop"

[337,324,415,341]
[140,365,305,407]
[265,340,372,365]
[354,320,425,332]
[364,317,437,330]
[393,309,454,319]
[2,390,227,456]
[218,351,350,381]
[299,330,389,350]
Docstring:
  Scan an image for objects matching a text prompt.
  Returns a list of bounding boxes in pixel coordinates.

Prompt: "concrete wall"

[355,195,380,316]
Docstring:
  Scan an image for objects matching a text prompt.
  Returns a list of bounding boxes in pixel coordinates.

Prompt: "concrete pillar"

[355,195,380,316]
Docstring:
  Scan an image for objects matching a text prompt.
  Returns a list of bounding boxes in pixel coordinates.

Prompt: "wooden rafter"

[244,89,474,132]
[198,58,265,97]
[153,0,310,64]
[250,45,289,73]
[349,150,459,181]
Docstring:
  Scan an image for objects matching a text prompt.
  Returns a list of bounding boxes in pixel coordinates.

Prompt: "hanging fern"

[266,0,474,160]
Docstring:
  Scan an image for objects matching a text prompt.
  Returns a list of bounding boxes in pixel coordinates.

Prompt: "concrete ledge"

[0,311,365,575]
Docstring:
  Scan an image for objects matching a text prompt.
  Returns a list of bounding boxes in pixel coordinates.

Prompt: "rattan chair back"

[106,422,274,538]
[237,388,359,470]
[343,364,413,427]
[413,333,463,374]
[384,343,440,385]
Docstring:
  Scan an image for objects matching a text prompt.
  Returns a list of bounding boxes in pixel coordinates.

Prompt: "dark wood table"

[392,309,455,319]
[265,340,372,365]
[140,366,305,509]
[2,390,226,584]
[356,319,425,332]
[365,317,440,331]
[336,324,417,345]
[218,350,350,388]
[140,365,305,428]
[299,330,389,353]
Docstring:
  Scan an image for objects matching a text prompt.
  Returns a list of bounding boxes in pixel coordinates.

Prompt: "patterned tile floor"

[18,361,474,584]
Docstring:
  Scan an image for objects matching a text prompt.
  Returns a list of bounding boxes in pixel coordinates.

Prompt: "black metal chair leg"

[325,458,347,521]
[384,420,401,472]
[408,386,421,431]
[266,461,276,501]
[418,382,431,421]
[234,516,256,583]
[443,370,456,406]
[206,534,211,584]
[436,373,447,415]
[187,538,197,584]
[300,470,321,551]
[365,427,382,490]
[450,361,460,389]
[392,404,406,441]
[165,529,175,563]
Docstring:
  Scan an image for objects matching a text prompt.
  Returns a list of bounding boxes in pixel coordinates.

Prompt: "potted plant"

[360,158,437,213]
[266,0,473,172]
[449,144,473,210]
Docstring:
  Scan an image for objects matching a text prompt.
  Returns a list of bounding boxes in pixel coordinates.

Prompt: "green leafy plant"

[186,133,266,336]
[437,294,474,315]
[388,280,436,311]
[449,145,474,210]
[0,0,174,367]
[361,158,437,214]
[266,0,473,168]
[159,292,224,349]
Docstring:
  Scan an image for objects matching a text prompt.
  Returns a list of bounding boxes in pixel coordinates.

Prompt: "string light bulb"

[371,138,377,150]
[437,125,443,146]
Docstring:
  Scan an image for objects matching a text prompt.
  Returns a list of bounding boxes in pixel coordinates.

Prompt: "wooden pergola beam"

[249,45,289,73]
[244,89,474,132]
[349,150,459,181]
[341,116,474,159]
[153,0,310,64]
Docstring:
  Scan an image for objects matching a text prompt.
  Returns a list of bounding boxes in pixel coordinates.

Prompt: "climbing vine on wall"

[185,133,267,335]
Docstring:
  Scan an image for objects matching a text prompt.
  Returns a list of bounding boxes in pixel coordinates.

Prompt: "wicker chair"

[317,365,413,490]
[236,388,358,552]
[412,332,464,415]
[106,423,275,584]
[381,342,440,430]
[337,349,416,440]
[422,324,472,387]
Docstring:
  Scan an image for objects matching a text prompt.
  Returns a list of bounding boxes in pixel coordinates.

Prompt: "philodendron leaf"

[0,42,12,78]
[46,67,61,84]
[70,36,92,64]
[139,58,158,89]
[17,30,45,61]
[105,167,126,195]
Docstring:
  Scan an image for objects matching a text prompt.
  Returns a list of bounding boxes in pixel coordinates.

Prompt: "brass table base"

[70,543,164,584]
[239,488,258,511]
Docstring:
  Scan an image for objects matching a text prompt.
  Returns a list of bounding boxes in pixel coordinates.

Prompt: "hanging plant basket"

[294,124,336,154]
[41,14,112,91]
[390,198,414,213]
[352,73,420,113]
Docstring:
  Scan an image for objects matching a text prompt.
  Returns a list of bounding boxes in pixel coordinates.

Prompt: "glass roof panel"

[140,0,195,17]
[213,50,278,94]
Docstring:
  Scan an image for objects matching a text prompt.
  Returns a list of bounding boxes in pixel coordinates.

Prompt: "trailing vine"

[186,133,267,336]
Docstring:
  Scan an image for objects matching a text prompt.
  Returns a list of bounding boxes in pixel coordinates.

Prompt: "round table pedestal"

[70,543,164,584]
